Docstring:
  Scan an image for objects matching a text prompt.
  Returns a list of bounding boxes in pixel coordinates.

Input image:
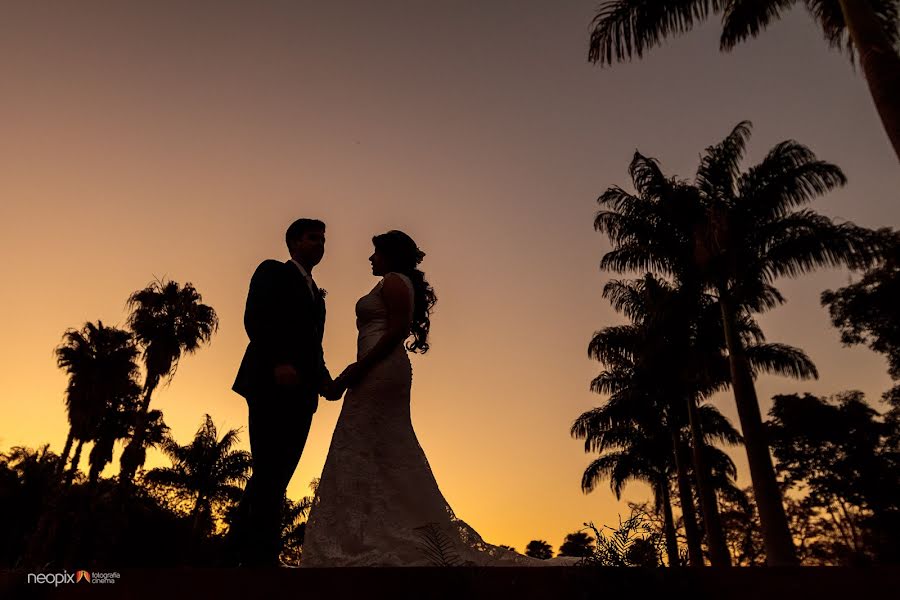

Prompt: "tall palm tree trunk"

[65,440,84,486]
[659,477,680,567]
[88,433,113,484]
[191,495,208,539]
[671,430,705,566]
[58,429,74,476]
[838,0,900,163]
[88,450,104,484]
[719,292,797,566]
[119,376,158,484]
[686,394,732,566]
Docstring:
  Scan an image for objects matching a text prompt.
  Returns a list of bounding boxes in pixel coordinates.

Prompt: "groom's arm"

[317,300,333,394]
[244,260,292,365]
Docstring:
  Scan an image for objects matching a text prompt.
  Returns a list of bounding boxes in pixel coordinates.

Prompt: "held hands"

[313,364,364,400]
[333,362,363,394]
[319,373,347,400]
[276,365,345,400]
[320,375,345,401]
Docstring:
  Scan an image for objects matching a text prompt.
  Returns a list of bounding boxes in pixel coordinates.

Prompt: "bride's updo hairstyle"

[373,230,437,354]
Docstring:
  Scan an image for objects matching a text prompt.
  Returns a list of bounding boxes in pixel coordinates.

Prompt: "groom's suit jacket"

[232,259,327,413]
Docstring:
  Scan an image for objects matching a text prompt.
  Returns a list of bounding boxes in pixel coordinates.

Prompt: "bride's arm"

[338,273,412,388]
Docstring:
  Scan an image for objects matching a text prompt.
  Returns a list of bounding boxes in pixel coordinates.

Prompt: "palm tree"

[579,278,727,565]
[280,492,315,566]
[587,0,900,162]
[87,380,141,483]
[144,414,251,538]
[2,445,62,489]
[582,288,708,564]
[594,122,877,564]
[573,398,684,567]
[55,321,140,485]
[602,275,738,565]
[119,280,218,484]
[592,274,817,564]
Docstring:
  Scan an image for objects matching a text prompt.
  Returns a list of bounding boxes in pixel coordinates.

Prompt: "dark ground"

[2,566,899,600]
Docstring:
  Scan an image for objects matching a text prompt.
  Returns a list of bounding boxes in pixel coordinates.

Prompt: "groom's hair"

[286,218,326,247]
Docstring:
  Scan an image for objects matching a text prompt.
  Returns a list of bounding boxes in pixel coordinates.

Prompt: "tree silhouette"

[144,414,251,538]
[559,531,596,558]
[119,280,218,485]
[585,509,665,567]
[280,492,314,566]
[87,380,141,483]
[719,487,766,566]
[579,278,701,564]
[594,121,876,564]
[822,230,900,403]
[55,321,140,485]
[579,273,815,565]
[768,391,900,563]
[594,275,742,565]
[588,0,900,162]
[525,539,553,560]
[0,445,62,565]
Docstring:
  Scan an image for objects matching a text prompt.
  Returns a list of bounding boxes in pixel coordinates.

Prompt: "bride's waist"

[357,333,407,359]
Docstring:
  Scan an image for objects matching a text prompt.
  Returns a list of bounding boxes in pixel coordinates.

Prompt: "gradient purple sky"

[1,1,897,552]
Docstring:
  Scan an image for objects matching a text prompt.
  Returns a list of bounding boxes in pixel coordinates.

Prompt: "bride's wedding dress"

[301,274,564,567]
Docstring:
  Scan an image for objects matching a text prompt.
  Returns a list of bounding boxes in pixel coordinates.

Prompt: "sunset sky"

[1,1,897,553]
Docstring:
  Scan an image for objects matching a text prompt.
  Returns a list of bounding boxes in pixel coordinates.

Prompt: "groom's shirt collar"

[289,259,316,297]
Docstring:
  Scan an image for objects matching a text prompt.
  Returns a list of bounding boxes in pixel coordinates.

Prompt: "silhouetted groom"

[230,218,335,567]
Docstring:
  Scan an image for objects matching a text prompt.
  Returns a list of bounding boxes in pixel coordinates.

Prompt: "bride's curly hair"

[373,230,437,354]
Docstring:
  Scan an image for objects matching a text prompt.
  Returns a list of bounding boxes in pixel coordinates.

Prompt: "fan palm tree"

[144,414,251,538]
[119,280,218,484]
[588,0,900,162]
[55,321,140,485]
[87,380,141,483]
[594,122,878,564]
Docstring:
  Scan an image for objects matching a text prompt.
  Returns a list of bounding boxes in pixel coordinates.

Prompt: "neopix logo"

[27,570,119,586]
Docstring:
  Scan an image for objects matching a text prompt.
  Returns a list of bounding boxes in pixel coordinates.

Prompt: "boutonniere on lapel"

[318,288,327,299]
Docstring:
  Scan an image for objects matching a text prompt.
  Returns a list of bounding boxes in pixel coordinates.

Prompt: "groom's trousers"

[232,387,315,566]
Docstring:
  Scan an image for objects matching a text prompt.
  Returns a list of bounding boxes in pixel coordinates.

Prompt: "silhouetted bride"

[301,230,560,566]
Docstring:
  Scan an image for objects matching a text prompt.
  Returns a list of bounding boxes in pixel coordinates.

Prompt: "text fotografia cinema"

[27,570,120,586]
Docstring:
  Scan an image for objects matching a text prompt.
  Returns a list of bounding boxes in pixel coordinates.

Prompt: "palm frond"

[589,0,725,65]
[760,214,882,281]
[739,141,846,221]
[589,326,641,364]
[720,0,795,50]
[415,523,462,567]
[696,121,753,201]
[590,368,635,395]
[745,342,819,380]
[696,403,743,445]
[804,0,900,59]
